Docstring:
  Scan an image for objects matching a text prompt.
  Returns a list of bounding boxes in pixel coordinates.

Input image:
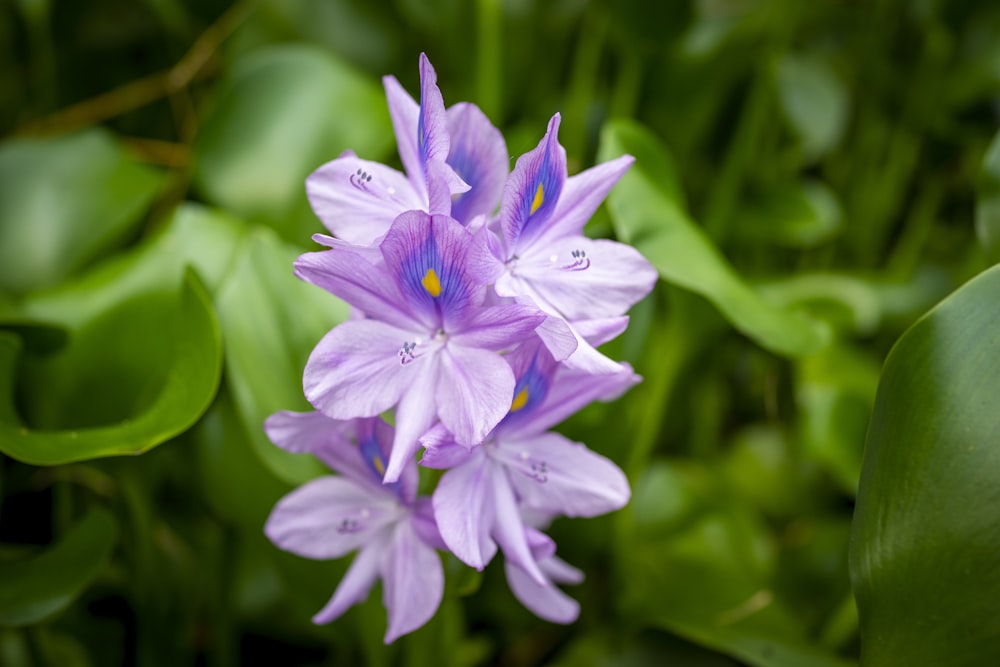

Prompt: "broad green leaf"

[735,180,842,248]
[0,507,117,626]
[976,129,1000,264]
[0,270,221,464]
[215,227,349,485]
[774,55,848,161]
[0,129,163,294]
[20,203,247,328]
[194,45,392,242]
[622,460,853,667]
[850,264,1000,666]
[598,119,829,357]
[0,204,239,464]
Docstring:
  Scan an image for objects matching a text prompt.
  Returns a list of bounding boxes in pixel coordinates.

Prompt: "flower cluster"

[264,54,657,642]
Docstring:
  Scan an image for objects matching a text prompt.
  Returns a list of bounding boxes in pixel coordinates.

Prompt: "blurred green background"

[2,0,1000,665]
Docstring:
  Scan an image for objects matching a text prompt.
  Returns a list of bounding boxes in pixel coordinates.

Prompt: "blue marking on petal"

[447,146,477,222]
[507,116,565,246]
[418,109,428,168]
[500,353,551,428]
[360,428,401,496]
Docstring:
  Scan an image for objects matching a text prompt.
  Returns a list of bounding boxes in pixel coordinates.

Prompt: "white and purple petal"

[505,554,583,624]
[531,153,635,247]
[305,153,424,246]
[448,304,545,351]
[436,344,515,447]
[500,114,567,253]
[265,476,399,560]
[506,236,658,321]
[312,535,387,624]
[446,102,508,224]
[490,463,547,585]
[496,431,631,518]
[264,410,371,484]
[433,450,497,569]
[303,319,424,421]
[381,519,444,643]
[384,358,441,484]
[294,246,417,331]
[379,211,486,329]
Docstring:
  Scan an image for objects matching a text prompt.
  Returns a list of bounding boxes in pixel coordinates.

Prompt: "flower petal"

[305,154,424,246]
[448,304,545,351]
[416,53,451,170]
[294,246,416,330]
[419,430,475,469]
[532,153,634,247]
[573,316,630,347]
[500,114,566,253]
[506,359,640,436]
[491,463,547,585]
[265,476,397,560]
[514,236,658,321]
[312,536,386,624]
[497,431,631,517]
[436,344,515,446]
[264,410,372,483]
[383,74,422,195]
[303,319,422,421]
[384,357,440,484]
[433,451,496,569]
[382,519,444,643]
[542,555,584,585]
[446,102,508,224]
[410,496,447,550]
[379,211,487,328]
[505,556,581,624]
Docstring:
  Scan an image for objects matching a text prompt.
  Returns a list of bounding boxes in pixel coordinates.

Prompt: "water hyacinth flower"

[263,411,444,643]
[296,210,545,483]
[421,338,636,584]
[306,53,507,246]
[492,114,658,371]
[267,52,653,640]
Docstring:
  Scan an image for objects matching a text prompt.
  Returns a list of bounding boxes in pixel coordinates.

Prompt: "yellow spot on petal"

[511,387,529,412]
[530,183,544,215]
[373,454,386,476]
[422,268,442,297]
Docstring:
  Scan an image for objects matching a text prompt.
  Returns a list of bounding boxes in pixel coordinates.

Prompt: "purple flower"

[491,114,658,372]
[263,411,444,643]
[421,339,636,583]
[306,53,507,246]
[505,526,585,624]
[296,210,545,483]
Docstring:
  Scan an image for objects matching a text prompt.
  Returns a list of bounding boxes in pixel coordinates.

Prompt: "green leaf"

[0,270,222,464]
[0,507,117,626]
[19,203,247,328]
[850,264,1000,666]
[976,129,1000,264]
[774,55,849,161]
[215,227,349,485]
[0,202,241,461]
[623,461,854,667]
[194,45,392,242]
[598,119,830,357]
[0,129,163,294]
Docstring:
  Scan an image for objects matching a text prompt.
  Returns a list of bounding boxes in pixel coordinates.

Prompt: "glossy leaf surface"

[851,265,1000,666]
